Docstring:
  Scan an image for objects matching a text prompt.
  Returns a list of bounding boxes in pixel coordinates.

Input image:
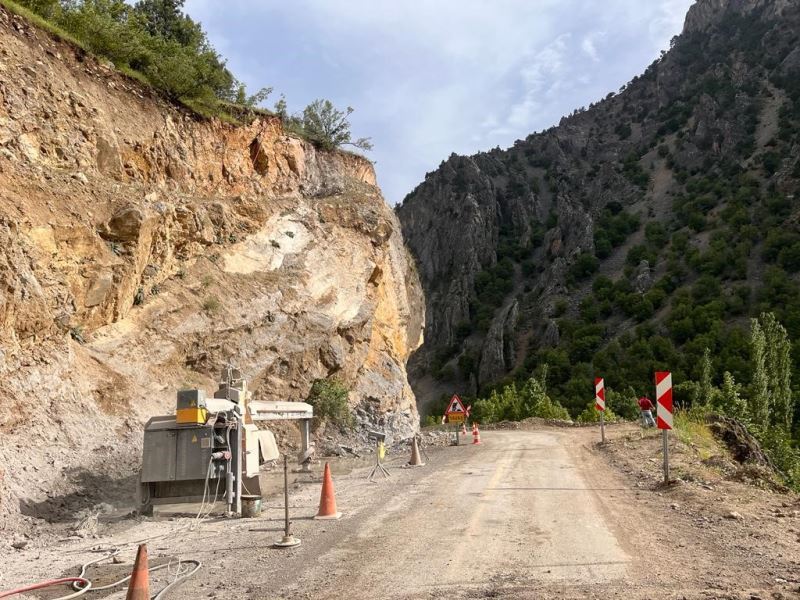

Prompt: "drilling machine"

[138,365,314,516]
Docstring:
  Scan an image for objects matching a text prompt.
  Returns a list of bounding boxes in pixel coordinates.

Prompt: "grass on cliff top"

[0,0,84,49]
[1,0,154,94]
[0,0,264,127]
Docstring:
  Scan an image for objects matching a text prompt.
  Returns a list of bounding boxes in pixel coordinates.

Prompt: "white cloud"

[581,31,607,62]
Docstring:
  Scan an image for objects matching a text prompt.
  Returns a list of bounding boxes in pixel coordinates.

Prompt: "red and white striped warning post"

[595,377,606,443]
[655,372,673,430]
[595,378,605,411]
[655,371,673,483]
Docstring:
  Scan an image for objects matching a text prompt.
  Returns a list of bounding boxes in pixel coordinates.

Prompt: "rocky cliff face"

[683,0,790,31]
[397,0,799,413]
[0,7,423,531]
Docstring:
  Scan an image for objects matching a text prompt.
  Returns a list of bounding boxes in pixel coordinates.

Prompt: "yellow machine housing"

[176,389,208,426]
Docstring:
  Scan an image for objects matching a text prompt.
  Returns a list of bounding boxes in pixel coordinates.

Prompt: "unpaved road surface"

[3,427,799,599]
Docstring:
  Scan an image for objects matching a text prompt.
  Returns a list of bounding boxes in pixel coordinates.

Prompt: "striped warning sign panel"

[655,371,673,430]
[594,378,605,412]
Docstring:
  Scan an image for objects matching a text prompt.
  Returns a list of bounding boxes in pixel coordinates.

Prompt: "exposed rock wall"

[0,7,423,531]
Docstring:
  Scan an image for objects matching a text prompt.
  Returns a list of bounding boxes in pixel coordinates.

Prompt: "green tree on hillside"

[134,0,201,47]
[714,371,747,420]
[748,312,794,432]
[301,99,373,151]
[760,312,794,432]
[749,317,770,427]
[698,347,714,407]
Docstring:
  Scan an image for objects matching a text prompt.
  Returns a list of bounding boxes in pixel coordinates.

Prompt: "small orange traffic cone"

[314,462,342,520]
[472,423,482,445]
[407,436,425,467]
[461,422,467,436]
[125,544,150,600]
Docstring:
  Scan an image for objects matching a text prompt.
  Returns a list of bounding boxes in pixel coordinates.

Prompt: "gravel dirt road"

[3,427,799,599]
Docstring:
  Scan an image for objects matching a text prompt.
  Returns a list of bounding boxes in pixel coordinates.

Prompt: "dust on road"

[4,428,798,599]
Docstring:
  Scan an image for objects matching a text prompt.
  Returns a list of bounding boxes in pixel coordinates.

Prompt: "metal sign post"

[273,455,300,548]
[445,395,467,447]
[655,371,673,484]
[595,378,606,444]
[600,412,605,444]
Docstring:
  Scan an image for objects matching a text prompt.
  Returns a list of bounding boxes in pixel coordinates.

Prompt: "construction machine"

[137,365,314,516]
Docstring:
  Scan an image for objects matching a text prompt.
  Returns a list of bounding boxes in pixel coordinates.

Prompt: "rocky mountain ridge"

[0,5,423,531]
[398,0,800,414]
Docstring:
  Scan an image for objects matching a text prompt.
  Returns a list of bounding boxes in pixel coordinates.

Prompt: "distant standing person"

[638,396,656,428]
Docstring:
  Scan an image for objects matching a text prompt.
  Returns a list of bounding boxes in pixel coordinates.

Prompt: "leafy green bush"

[626,244,656,267]
[470,257,515,329]
[567,252,599,283]
[576,402,618,423]
[594,209,639,258]
[296,99,372,151]
[622,153,650,189]
[423,415,441,427]
[756,426,800,488]
[615,123,632,139]
[472,376,570,424]
[644,222,668,247]
[606,388,640,420]
[307,379,353,429]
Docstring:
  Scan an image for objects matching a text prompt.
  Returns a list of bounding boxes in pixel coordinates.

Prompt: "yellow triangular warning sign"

[445,394,466,415]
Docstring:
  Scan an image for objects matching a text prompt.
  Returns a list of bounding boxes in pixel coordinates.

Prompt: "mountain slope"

[397,0,800,416]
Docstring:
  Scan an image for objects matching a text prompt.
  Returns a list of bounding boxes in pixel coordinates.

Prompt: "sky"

[185,0,696,204]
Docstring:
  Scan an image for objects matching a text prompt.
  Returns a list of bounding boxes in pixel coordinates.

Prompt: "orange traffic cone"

[314,462,342,520]
[408,436,425,467]
[461,422,467,436]
[472,423,482,445]
[125,544,150,600]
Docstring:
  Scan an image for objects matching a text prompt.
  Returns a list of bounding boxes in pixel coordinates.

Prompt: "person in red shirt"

[638,397,656,428]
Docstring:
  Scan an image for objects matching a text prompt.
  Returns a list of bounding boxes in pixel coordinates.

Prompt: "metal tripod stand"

[368,440,391,482]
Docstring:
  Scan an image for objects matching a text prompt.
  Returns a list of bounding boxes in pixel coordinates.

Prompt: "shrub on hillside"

[472,376,570,424]
[567,252,599,284]
[576,402,618,423]
[298,99,373,151]
[307,379,353,430]
[17,0,242,108]
[607,388,640,420]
